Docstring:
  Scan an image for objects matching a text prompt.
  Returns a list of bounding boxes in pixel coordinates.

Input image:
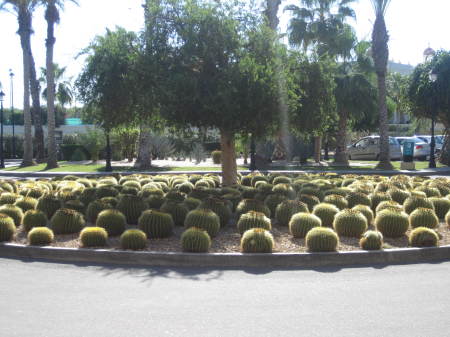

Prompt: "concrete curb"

[0,243,449,268]
[0,169,449,178]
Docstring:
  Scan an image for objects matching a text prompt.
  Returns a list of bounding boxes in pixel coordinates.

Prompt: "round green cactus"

[359,230,383,250]
[116,194,148,225]
[237,211,272,235]
[160,201,189,227]
[388,188,411,204]
[272,184,296,199]
[23,209,48,232]
[264,194,288,217]
[0,192,20,205]
[0,214,15,242]
[409,208,439,229]
[138,210,174,238]
[120,229,148,250]
[323,194,348,210]
[403,196,434,214]
[305,227,339,252]
[236,199,271,218]
[414,186,441,198]
[375,200,403,214]
[26,188,45,199]
[312,203,339,228]
[0,204,24,227]
[95,185,119,199]
[27,227,54,246]
[333,209,367,238]
[370,192,392,211]
[375,209,409,238]
[79,227,108,247]
[428,197,450,219]
[79,187,97,206]
[240,228,274,253]
[289,212,321,238]
[95,209,127,236]
[14,197,38,212]
[85,200,113,224]
[181,227,211,253]
[275,200,309,226]
[37,194,63,219]
[184,208,220,237]
[352,205,374,225]
[198,197,232,227]
[297,194,320,212]
[299,187,324,201]
[346,191,372,208]
[183,197,202,211]
[50,208,85,235]
[64,200,86,213]
[409,227,439,247]
[272,176,291,185]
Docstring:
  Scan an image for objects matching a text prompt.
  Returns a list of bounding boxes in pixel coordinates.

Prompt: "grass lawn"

[353,161,446,170]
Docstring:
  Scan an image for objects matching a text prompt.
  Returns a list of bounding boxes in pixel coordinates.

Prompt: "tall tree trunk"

[265,0,281,30]
[29,56,45,162]
[220,129,237,186]
[105,131,112,172]
[134,124,152,170]
[17,7,34,167]
[376,73,392,168]
[334,111,349,166]
[45,1,59,169]
[314,136,322,163]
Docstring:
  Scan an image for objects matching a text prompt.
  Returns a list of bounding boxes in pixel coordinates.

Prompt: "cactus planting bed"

[1,173,450,254]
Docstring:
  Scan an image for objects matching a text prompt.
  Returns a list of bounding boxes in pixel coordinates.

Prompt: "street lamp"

[428,70,438,169]
[9,69,15,158]
[0,87,5,168]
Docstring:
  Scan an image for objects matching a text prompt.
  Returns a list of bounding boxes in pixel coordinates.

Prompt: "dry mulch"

[11,219,450,253]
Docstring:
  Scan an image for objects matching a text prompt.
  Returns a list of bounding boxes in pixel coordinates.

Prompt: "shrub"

[333,209,367,238]
[138,210,174,238]
[28,227,54,246]
[403,196,434,214]
[275,200,309,226]
[346,191,371,208]
[375,209,409,238]
[211,150,222,164]
[289,212,321,238]
[23,210,48,232]
[409,227,439,247]
[14,197,38,212]
[198,198,232,227]
[323,194,348,210]
[409,208,439,229]
[312,203,339,228]
[429,197,450,219]
[0,204,24,227]
[352,205,374,225]
[50,208,85,235]
[86,200,113,224]
[360,231,383,250]
[181,227,211,253]
[184,208,220,237]
[237,211,272,235]
[95,209,127,236]
[240,228,274,253]
[306,227,339,252]
[79,227,108,247]
[120,229,147,250]
[236,199,271,218]
[0,214,15,242]
[37,194,63,219]
[116,195,148,225]
[160,201,189,226]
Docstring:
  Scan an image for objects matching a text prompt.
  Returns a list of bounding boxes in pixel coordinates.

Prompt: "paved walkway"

[0,258,449,337]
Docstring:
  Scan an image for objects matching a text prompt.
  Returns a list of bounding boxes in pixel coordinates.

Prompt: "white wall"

[1,125,96,136]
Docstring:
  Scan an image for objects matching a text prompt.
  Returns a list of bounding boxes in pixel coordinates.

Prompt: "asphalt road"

[0,258,449,337]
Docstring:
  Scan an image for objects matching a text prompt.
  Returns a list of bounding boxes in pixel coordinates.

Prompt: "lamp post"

[0,88,5,168]
[429,70,438,169]
[9,69,15,158]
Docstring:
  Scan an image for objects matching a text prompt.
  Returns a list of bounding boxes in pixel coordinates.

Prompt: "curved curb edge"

[1,243,449,268]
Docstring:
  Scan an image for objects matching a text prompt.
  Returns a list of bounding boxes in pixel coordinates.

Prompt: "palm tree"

[39,64,73,107]
[41,0,78,169]
[0,0,38,166]
[371,0,393,169]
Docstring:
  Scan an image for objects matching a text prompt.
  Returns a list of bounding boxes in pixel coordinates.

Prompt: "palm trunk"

[134,124,152,170]
[45,1,58,169]
[334,111,349,166]
[29,56,45,162]
[105,131,112,172]
[220,129,237,186]
[314,136,322,163]
[376,73,392,168]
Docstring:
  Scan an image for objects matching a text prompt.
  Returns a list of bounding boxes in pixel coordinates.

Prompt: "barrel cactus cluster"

[0,173,447,254]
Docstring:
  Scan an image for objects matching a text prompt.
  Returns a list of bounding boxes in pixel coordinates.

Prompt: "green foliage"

[240,228,274,253]
[0,214,15,242]
[184,208,220,237]
[375,209,409,238]
[409,227,439,248]
[237,211,272,235]
[120,229,148,250]
[211,150,222,164]
[116,195,148,225]
[409,208,439,229]
[0,204,24,227]
[37,194,63,219]
[333,209,368,238]
[312,203,339,227]
[70,148,87,161]
[306,227,339,252]
[275,200,309,226]
[80,227,108,247]
[360,230,383,250]
[289,212,321,238]
[50,208,85,235]
[181,227,211,253]
[78,128,106,162]
[23,210,48,232]
[28,227,54,246]
[95,209,127,236]
[138,210,174,238]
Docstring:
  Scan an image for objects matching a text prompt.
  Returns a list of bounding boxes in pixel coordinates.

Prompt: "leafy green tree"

[39,63,73,107]
[76,28,140,171]
[371,0,393,169]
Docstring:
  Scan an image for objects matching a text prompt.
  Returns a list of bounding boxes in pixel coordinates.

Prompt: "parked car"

[415,135,444,153]
[347,136,402,160]
[395,136,430,161]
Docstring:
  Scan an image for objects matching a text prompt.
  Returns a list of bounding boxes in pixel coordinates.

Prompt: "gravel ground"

[11,219,450,253]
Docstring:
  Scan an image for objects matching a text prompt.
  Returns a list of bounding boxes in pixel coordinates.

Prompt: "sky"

[0,0,449,109]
